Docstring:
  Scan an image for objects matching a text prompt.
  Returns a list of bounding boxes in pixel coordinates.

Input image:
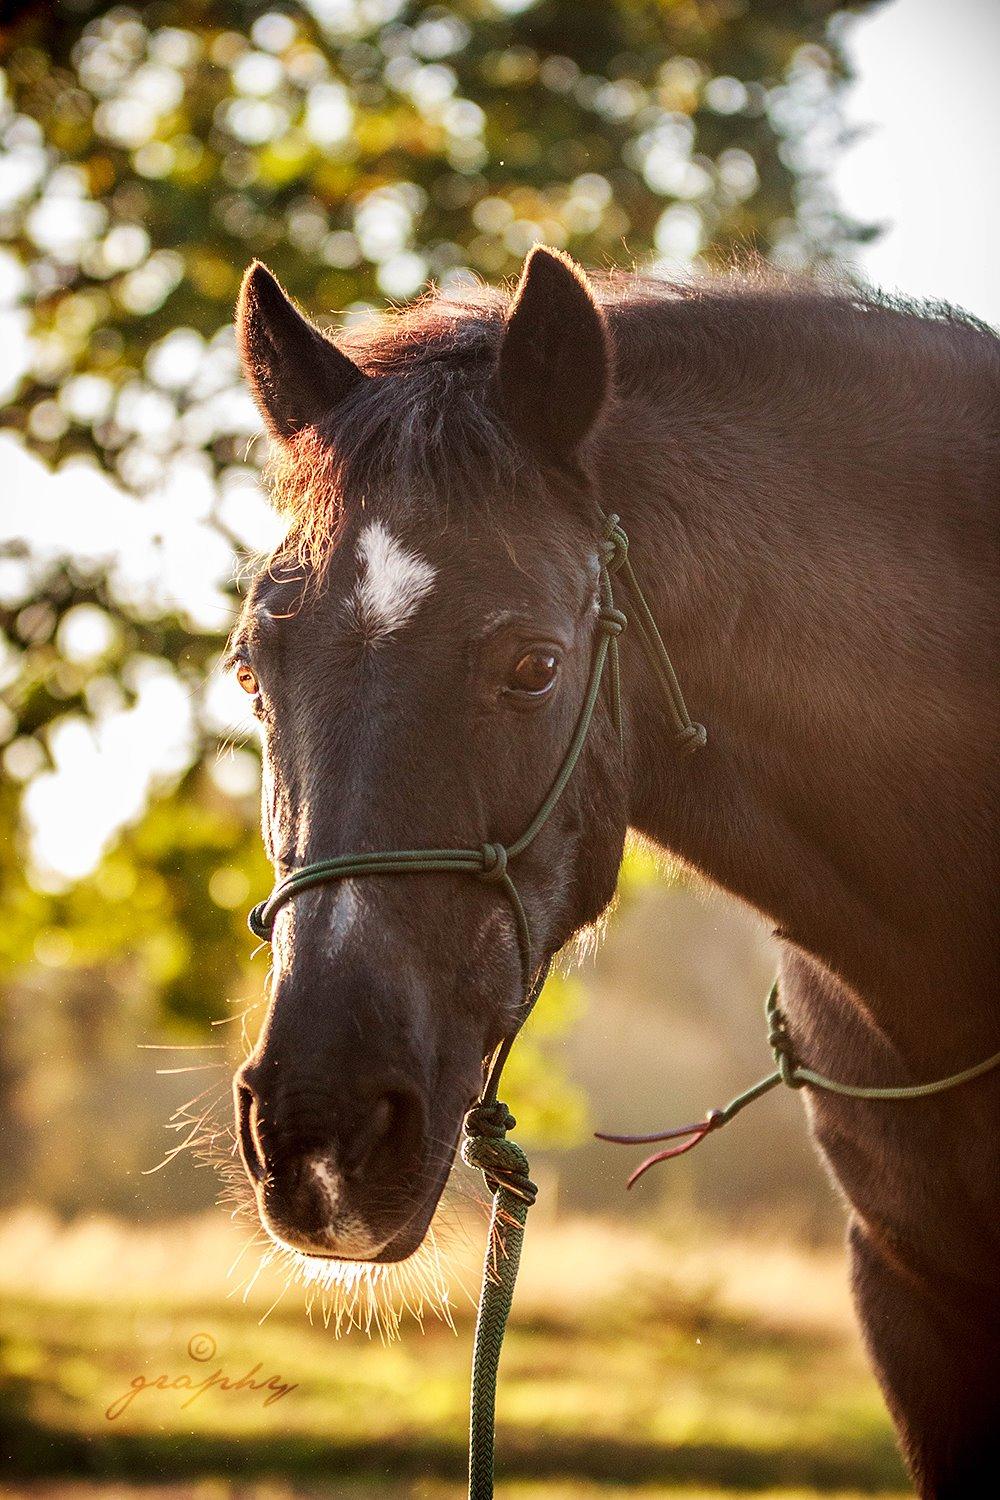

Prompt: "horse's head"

[230,248,628,1262]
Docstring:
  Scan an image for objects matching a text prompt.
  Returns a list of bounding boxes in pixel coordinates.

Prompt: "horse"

[228,246,999,1497]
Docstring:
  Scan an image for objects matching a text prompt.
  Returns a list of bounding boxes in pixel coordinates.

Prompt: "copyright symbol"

[188,1332,217,1362]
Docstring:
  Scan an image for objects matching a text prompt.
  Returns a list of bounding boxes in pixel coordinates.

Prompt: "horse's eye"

[236,664,259,696]
[508,650,558,696]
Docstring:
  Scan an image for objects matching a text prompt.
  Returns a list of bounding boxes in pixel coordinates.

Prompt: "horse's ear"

[236,262,366,440]
[495,245,610,458]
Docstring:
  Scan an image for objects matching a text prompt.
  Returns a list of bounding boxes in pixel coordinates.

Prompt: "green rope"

[763,981,1000,1100]
[461,1100,536,1500]
[601,517,706,752]
[600,981,1000,1187]
[458,957,548,1500]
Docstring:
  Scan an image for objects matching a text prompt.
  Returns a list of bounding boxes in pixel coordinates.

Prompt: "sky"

[833,0,1000,330]
[4,0,999,881]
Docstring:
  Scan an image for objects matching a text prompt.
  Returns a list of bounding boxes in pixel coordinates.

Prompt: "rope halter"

[245,507,707,1500]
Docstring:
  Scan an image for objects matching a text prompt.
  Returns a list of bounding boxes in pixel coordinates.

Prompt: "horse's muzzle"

[233,1062,430,1260]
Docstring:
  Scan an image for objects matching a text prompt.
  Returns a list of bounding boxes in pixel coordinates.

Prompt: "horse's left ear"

[495,245,611,459]
[236,261,366,441]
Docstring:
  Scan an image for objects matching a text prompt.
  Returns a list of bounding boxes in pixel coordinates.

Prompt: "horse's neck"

[601,296,997,1055]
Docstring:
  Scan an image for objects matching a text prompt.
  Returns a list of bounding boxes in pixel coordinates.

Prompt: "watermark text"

[105,1333,297,1421]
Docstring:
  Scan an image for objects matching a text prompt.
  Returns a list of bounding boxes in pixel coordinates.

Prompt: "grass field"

[0,1207,910,1497]
[0,1488,914,1499]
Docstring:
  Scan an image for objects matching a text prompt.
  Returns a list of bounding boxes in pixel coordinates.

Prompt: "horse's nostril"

[235,1078,267,1184]
[344,1089,422,1179]
[368,1096,394,1153]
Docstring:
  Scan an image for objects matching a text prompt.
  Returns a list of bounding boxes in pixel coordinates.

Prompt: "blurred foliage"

[1,1,872,472]
[0,1,875,1180]
[1,764,270,1026]
[500,970,587,1146]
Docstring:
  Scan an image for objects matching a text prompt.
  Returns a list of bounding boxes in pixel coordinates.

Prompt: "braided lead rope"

[599,981,1000,1186]
[460,958,549,1500]
[462,1103,535,1500]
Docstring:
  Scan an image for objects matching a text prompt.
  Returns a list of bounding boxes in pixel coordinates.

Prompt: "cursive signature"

[105,1333,297,1421]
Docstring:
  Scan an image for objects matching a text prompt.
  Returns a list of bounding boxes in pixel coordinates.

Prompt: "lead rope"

[598,981,1000,1186]
[460,961,548,1500]
[463,1103,534,1499]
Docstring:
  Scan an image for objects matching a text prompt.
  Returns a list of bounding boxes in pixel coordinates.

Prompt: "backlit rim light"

[232,1227,457,1342]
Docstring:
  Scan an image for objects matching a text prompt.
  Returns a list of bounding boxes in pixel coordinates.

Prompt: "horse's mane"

[267,265,996,572]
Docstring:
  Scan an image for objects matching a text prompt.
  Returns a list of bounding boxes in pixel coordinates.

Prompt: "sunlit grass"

[0,1208,908,1494]
[0,1486,913,1499]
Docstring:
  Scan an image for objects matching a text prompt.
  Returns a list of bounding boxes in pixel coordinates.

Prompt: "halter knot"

[676,722,708,754]
[478,842,509,883]
[462,1101,537,1204]
[600,515,629,573]
[248,902,272,940]
[767,1004,802,1088]
[464,1100,515,1139]
[598,606,627,636]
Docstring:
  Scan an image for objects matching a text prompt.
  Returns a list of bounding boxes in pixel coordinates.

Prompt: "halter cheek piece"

[245,507,999,1500]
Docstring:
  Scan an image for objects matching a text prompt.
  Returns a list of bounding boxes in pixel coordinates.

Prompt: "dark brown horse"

[229,247,999,1497]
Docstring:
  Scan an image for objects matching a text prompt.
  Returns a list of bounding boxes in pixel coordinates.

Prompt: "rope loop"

[464,1100,515,1139]
[598,605,627,637]
[462,1101,537,1204]
[477,842,509,883]
[676,722,708,753]
[600,514,629,573]
[602,973,1000,1199]
[767,1003,802,1088]
[248,902,272,940]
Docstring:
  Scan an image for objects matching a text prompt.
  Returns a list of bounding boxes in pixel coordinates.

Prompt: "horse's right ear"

[236,262,366,441]
[495,245,610,460]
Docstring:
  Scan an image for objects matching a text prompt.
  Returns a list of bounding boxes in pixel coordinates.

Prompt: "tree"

[0,0,873,1033]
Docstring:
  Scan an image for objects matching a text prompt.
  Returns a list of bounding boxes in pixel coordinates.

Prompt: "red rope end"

[596,1109,725,1188]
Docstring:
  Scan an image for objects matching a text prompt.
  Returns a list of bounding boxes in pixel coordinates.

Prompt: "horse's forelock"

[265,425,345,574]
